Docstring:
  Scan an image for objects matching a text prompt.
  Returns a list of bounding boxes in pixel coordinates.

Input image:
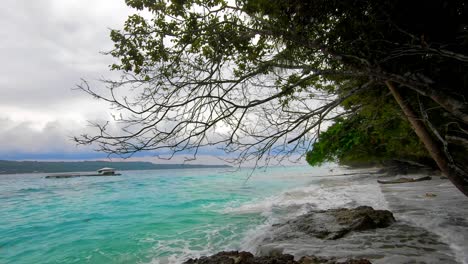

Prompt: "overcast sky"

[0,0,307,166]
[0,0,150,161]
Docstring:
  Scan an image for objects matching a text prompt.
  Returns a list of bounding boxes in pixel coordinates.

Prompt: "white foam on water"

[381,177,468,264]
[147,238,218,264]
[223,184,332,215]
[228,174,390,255]
[224,174,388,216]
[400,214,468,264]
[149,169,468,264]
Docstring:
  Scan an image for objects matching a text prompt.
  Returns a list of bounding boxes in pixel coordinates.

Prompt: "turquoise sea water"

[1,166,331,264]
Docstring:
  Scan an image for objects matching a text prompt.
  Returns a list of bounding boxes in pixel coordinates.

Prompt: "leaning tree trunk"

[386,81,468,197]
[426,89,468,125]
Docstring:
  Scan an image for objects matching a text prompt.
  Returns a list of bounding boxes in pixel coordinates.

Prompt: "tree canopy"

[76,0,468,194]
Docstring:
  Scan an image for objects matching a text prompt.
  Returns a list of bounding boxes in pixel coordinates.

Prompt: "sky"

[0,0,156,162]
[0,0,308,166]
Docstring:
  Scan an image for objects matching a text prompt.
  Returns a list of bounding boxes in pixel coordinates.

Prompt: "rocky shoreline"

[183,251,372,264]
[271,206,394,240]
[181,169,468,264]
[183,206,395,264]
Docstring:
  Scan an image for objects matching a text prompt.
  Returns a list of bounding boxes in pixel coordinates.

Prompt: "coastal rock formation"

[299,255,372,264]
[183,207,392,264]
[274,206,395,240]
[183,251,294,264]
[182,251,371,264]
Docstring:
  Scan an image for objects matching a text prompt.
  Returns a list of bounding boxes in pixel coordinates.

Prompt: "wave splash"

[146,169,467,264]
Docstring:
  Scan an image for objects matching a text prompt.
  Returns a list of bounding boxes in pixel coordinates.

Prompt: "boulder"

[278,206,395,240]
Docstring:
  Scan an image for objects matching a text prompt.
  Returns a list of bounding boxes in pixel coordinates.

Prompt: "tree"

[306,93,430,167]
[76,0,468,195]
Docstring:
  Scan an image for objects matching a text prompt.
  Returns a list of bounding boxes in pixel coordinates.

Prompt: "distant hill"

[0,160,230,174]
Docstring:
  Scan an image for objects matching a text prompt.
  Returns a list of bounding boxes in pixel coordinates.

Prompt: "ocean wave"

[223,175,390,257]
[223,177,388,217]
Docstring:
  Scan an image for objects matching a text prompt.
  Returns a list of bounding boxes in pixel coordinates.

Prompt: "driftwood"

[377,176,432,184]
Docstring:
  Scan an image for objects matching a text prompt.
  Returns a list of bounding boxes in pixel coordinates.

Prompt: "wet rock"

[182,251,295,264]
[299,255,372,264]
[183,251,371,264]
[278,206,395,240]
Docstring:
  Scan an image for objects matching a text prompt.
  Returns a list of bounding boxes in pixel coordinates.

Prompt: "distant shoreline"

[0,160,230,175]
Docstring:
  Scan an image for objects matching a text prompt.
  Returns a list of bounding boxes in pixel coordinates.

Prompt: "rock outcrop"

[183,251,294,264]
[275,206,395,240]
[183,251,371,264]
[299,255,372,264]
[183,207,393,264]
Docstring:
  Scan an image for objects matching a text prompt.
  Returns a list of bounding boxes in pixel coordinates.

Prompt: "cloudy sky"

[0,0,156,161]
[0,0,307,166]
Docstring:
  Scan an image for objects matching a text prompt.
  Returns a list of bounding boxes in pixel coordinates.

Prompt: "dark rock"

[183,251,371,264]
[279,206,395,240]
[332,206,395,228]
[183,251,253,264]
[299,255,372,264]
[182,251,295,264]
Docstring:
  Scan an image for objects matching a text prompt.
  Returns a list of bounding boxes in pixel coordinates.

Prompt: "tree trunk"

[427,90,468,124]
[391,80,468,124]
[386,81,468,197]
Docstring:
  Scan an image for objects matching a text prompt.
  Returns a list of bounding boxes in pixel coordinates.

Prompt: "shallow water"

[1,166,467,264]
[0,166,334,264]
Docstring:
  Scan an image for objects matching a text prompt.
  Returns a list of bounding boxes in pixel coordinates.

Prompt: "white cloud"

[0,0,132,112]
[0,0,137,156]
[0,1,312,165]
[0,117,83,153]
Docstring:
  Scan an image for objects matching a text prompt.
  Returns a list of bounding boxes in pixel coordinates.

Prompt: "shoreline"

[380,174,468,264]
[2,166,467,264]
[185,169,468,264]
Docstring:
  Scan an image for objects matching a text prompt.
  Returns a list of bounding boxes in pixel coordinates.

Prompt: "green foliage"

[85,0,467,169]
[307,90,430,166]
[109,0,467,100]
